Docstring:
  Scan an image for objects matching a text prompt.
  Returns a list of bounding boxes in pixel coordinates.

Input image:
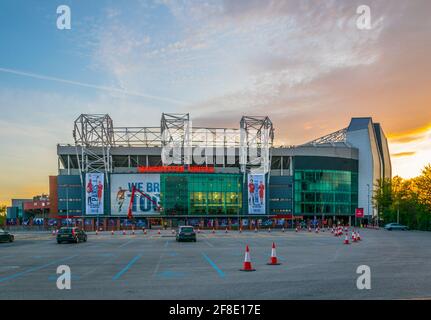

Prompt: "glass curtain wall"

[160,174,242,216]
[294,170,358,215]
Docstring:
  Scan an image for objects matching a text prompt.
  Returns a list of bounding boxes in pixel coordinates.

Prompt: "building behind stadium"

[46,113,390,230]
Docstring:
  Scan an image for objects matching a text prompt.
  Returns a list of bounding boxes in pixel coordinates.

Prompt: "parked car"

[176,226,197,242]
[0,228,14,243]
[384,223,409,231]
[56,227,87,244]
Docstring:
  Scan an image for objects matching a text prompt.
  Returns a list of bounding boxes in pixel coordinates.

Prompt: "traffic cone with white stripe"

[315,227,319,234]
[132,228,135,235]
[344,233,350,244]
[212,228,215,234]
[144,229,147,235]
[255,227,258,233]
[282,227,285,233]
[111,230,114,235]
[357,231,361,241]
[308,226,311,232]
[122,230,126,235]
[295,227,298,232]
[225,228,228,233]
[240,245,256,272]
[352,232,357,242]
[239,228,242,233]
[157,230,161,235]
[267,242,281,265]
[268,228,271,233]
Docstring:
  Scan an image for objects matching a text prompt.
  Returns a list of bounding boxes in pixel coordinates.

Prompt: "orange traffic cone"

[344,233,350,244]
[267,242,281,265]
[352,232,357,242]
[240,245,256,272]
[351,231,355,240]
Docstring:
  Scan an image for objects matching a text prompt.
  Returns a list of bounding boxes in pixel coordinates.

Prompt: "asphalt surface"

[0,228,430,299]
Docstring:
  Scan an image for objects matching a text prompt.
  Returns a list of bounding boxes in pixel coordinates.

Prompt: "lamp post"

[367,183,371,225]
[66,186,69,226]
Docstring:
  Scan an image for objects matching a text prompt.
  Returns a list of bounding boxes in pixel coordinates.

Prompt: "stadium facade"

[51,113,391,229]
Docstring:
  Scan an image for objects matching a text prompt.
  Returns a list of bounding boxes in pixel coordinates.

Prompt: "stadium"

[50,113,391,230]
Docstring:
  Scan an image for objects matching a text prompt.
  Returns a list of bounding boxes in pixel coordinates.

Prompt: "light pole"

[397,201,400,224]
[66,186,69,226]
[367,183,371,225]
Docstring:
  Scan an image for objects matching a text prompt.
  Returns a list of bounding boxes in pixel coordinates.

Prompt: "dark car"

[0,228,14,243]
[384,223,409,231]
[176,226,196,242]
[56,227,87,244]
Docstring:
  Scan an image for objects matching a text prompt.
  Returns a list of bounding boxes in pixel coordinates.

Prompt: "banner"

[111,174,160,216]
[355,208,364,218]
[85,173,104,215]
[247,174,266,214]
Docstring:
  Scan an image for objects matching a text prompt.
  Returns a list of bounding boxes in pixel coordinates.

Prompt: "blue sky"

[1,0,431,204]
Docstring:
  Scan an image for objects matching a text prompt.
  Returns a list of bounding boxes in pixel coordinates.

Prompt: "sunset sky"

[1,0,430,206]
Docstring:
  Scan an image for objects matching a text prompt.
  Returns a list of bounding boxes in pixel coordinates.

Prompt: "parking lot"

[1,228,430,299]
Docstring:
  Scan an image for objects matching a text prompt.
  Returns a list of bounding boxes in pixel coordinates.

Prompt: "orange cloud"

[387,124,431,143]
[391,151,416,158]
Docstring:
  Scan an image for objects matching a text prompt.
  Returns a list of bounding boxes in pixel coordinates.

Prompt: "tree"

[415,164,431,207]
[0,205,6,226]
[373,164,431,231]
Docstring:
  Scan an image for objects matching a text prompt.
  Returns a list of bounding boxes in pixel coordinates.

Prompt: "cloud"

[387,124,431,143]
[0,67,188,105]
[391,152,416,158]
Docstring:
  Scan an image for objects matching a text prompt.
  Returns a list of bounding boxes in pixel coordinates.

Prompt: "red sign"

[138,166,184,173]
[355,208,364,218]
[137,165,214,173]
[274,214,293,219]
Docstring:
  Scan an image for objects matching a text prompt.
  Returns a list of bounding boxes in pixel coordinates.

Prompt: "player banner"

[111,174,161,216]
[85,173,104,215]
[247,174,266,214]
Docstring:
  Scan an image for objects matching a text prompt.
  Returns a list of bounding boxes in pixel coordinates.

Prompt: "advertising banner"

[85,173,104,215]
[111,174,160,216]
[247,174,266,214]
[355,208,364,218]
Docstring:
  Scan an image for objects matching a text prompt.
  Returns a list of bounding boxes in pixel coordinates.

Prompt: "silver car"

[384,223,408,231]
